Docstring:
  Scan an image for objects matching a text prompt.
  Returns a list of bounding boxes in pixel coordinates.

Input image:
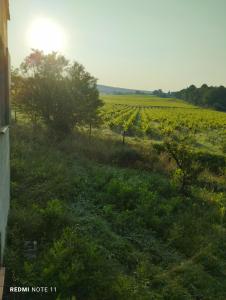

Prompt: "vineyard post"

[14,109,17,123]
[122,130,125,144]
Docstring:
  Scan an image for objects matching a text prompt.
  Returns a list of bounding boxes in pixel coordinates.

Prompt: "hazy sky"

[9,0,226,91]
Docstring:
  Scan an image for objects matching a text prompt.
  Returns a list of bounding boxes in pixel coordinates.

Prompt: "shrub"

[110,147,143,167]
[195,152,226,174]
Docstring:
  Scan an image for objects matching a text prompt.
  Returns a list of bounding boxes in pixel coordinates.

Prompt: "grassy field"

[7,120,226,300]
[101,94,197,108]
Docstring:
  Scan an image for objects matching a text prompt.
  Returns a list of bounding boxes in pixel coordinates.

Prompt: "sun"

[27,18,66,54]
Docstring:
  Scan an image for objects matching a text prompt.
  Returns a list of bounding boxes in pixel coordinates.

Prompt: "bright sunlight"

[27,18,66,53]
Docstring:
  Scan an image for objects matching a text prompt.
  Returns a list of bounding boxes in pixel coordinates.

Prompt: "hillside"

[97,84,152,95]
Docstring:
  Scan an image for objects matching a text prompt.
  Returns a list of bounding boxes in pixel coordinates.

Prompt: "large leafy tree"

[16,50,103,133]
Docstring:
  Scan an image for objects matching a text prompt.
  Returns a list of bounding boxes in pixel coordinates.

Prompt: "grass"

[5,122,226,300]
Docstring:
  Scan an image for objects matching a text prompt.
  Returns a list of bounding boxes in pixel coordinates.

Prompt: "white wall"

[0,128,10,264]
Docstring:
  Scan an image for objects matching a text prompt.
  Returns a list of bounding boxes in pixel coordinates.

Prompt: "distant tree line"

[152,89,171,98]
[172,84,226,111]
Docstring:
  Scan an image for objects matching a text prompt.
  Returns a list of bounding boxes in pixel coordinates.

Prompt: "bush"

[110,147,143,167]
[153,133,203,194]
[146,127,161,140]
[195,152,226,174]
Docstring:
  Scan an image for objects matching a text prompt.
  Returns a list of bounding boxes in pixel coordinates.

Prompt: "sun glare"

[27,18,66,53]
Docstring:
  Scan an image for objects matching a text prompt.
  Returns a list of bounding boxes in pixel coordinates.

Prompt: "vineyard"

[100,94,226,149]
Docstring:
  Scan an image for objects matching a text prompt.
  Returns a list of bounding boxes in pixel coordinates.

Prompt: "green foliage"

[174,84,226,111]
[154,130,203,193]
[12,50,103,133]
[195,152,226,174]
[101,95,226,151]
[110,147,143,167]
[5,124,226,299]
[222,142,226,154]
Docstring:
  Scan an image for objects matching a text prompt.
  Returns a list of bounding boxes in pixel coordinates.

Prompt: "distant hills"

[97,84,152,95]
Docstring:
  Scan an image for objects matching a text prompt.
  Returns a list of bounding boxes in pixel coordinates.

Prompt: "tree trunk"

[89,123,92,137]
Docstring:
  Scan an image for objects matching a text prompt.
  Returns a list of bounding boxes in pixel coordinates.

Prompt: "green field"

[101,94,197,108]
[100,94,226,154]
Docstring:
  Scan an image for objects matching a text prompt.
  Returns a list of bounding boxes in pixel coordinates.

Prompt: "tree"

[17,50,103,133]
[152,89,167,98]
[11,68,25,122]
[174,83,226,111]
[154,129,203,194]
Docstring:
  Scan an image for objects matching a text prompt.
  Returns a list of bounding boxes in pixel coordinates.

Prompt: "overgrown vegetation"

[6,52,226,299]
[5,121,226,300]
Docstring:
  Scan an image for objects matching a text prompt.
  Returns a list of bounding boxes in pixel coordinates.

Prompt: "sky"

[8,0,226,91]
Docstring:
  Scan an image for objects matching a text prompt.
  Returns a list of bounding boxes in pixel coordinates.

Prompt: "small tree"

[17,50,103,133]
[154,129,203,194]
